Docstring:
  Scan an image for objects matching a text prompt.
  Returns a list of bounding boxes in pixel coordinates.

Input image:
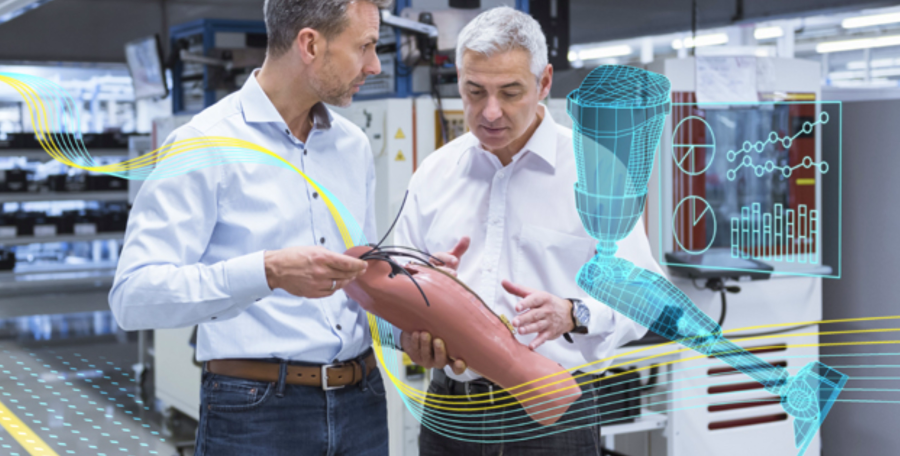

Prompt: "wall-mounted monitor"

[124,34,168,100]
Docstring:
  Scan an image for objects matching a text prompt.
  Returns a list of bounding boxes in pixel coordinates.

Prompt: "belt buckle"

[321,363,345,391]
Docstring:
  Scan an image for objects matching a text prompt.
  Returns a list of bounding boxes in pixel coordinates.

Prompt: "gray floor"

[0,327,184,456]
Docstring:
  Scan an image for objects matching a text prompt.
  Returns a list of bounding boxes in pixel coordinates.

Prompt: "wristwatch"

[570,298,590,334]
[563,298,590,343]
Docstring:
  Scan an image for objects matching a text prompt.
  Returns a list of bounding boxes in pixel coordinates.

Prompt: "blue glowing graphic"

[726,112,830,181]
[672,116,716,176]
[673,196,716,255]
[567,65,847,456]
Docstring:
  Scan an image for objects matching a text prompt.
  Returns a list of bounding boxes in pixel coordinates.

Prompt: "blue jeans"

[194,362,388,456]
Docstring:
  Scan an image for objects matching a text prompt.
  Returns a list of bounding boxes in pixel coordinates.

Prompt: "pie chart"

[672,195,716,255]
[672,116,716,176]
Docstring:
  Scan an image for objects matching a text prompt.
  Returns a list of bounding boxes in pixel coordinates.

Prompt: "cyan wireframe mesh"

[569,65,847,456]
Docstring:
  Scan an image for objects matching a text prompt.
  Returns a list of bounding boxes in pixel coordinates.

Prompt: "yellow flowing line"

[394,314,900,402]
[8,73,897,424]
[405,337,900,413]
[0,73,410,418]
[0,400,59,456]
[398,325,900,411]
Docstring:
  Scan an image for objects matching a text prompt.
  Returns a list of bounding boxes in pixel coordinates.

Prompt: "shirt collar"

[239,69,333,129]
[519,104,558,169]
[466,104,558,170]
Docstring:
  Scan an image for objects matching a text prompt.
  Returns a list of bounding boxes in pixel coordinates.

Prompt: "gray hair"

[455,6,548,80]
[264,0,392,57]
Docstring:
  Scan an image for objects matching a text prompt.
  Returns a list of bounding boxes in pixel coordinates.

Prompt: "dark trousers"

[419,369,602,456]
[194,358,388,456]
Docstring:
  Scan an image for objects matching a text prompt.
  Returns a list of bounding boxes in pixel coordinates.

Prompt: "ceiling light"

[672,33,729,50]
[754,26,783,40]
[817,34,900,53]
[846,58,897,70]
[842,11,900,29]
[572,45,633,61]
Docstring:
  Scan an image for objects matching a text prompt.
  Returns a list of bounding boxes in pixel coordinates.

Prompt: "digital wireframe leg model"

[567,65,847,456]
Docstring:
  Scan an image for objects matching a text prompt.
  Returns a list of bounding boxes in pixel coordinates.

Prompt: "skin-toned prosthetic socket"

[344,244,581,426]
[569,65,847,455]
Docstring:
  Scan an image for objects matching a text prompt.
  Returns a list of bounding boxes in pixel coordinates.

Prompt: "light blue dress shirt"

[109,72,377,363]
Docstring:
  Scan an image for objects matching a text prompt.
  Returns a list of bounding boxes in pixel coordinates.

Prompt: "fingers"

[516,316,550,336]
[400,331,413,352]
[512,306,547,329]
[449,237,470,259]
[417,332,435,365]
[502,280,534,299]
[514,294,548,312]
[432,338,449,367]
[325,251,368,273]
[431,252,456,269]
[529,331,552,350]
[450,359,467,375]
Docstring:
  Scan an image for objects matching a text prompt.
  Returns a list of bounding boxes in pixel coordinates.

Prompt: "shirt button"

[320,237,326,244]
[336,324,342,330]
[498,171,505,178]
[211,316,217,320]
[284,129,290,135]
[303,150,308,155]
[312,192,319,199]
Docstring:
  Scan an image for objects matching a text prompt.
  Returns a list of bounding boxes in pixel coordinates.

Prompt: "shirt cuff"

[224,250,272,304]
[581,298,614,337]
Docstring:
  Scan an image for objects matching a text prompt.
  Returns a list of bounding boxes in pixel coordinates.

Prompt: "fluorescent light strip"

[842,11,900,29]
[672,33,729,50]
[846,58,898,70]
[755,26,784,40]
[575,45,632,61]
[817,34,900,53]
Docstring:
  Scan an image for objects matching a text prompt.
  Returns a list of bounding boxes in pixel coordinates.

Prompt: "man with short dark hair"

[110,1,392,454]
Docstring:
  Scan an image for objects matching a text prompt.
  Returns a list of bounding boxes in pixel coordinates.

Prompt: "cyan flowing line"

[406,352,900,434]
[0,72,422,401]
[412,360,900,443]
[7,71,900,441]
[416,371,900,445]
[27,74,94,168]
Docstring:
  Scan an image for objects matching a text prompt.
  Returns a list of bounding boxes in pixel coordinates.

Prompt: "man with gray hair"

[396,6,665,454]
[110,0,392,454]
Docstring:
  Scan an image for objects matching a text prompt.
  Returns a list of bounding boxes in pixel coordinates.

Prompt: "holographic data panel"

[663,101,842,279]
[567,66,846,456]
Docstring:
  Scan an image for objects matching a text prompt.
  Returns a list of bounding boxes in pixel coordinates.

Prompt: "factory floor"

[0,314,191,456]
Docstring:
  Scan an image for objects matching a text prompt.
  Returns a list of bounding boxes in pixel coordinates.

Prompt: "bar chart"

[730,203,818,264]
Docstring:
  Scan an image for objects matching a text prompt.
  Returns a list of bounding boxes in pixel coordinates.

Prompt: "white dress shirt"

[395,105,665,381]
[109,72,378,363]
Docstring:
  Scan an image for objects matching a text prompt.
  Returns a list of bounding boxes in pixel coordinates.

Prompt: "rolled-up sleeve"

[108,126,272,331]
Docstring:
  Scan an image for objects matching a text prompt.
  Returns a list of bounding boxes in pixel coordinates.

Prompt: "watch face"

[575,302,590,326]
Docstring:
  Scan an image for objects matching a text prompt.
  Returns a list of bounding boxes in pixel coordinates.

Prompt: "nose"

[364,51,381,76]
[483,95,502,123]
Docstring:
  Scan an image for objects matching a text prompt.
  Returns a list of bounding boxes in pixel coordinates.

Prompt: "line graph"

[726,111,829,162]
[727,155,829,181]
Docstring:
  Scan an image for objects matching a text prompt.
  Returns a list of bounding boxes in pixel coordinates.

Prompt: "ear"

[295,27,323,64]
[538,64,553,100]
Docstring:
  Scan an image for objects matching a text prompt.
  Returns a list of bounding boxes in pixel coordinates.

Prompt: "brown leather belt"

[206,351,377,390]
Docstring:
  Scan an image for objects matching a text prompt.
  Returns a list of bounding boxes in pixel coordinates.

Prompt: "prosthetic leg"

[567,65,846,456]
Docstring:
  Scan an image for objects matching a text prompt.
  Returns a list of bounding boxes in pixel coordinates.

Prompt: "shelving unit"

[0,191,128,203]
[0,232,125,246]
[0,149,129,160]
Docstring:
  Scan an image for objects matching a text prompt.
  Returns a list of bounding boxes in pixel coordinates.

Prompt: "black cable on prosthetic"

[358,191,433,307]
